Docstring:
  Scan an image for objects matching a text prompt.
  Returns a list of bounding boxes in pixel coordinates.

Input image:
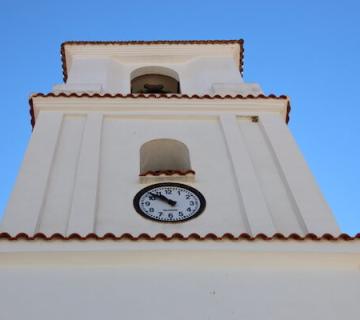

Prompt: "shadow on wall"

[130,66,180,94]
[140,139,191,175]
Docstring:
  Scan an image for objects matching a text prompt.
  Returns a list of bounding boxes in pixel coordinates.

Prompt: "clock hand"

[149,192,177,206]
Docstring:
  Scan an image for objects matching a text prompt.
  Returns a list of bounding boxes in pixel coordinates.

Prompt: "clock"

[133,182,206,223]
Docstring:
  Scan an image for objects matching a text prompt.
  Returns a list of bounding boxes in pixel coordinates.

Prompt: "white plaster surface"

[53,43,260,95]
[1,43,339,236]
[0,240,359,320]
[1,96,339,236]
[212,82,263,95]
[0,42,352,320]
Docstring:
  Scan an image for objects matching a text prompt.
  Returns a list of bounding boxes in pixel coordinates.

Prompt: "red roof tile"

[139,170,196,176]
[0,232,359,241]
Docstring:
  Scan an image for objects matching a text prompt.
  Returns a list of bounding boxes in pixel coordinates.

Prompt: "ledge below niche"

[139,170,196,184]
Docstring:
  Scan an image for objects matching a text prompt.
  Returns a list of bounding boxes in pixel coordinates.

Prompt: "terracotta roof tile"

[0,232,359,241]
[139,170,196,176]
[60,40,245,82]
[29,93,290,128]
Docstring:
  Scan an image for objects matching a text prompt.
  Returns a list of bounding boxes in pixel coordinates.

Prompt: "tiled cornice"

[0,232,358,241]
[29,92,290,128]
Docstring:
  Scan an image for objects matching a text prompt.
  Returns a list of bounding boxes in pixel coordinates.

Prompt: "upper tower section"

[53,40,262,96]
[2,39,340,237]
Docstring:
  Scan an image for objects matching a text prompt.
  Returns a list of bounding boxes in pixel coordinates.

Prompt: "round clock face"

[133,183,206,223]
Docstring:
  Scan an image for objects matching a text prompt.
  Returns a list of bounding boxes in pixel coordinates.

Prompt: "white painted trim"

[32,96,289,122]
[64,43,241,71]
[0,239,359,255]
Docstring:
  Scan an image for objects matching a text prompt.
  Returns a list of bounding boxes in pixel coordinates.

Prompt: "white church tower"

[0,40,359,320]
[1,40,339,236]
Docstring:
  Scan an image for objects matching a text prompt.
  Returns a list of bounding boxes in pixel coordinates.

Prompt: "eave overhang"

[0,232,359,241]
[29,93,291,128]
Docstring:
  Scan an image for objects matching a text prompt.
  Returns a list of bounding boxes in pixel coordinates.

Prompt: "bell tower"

[1,40,339,236]
[1,40,359,320]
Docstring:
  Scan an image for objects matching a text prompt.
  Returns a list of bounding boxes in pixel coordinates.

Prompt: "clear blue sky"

[0,0,359,234]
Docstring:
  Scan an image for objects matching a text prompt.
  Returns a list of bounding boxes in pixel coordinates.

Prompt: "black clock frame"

[133,182,206,223]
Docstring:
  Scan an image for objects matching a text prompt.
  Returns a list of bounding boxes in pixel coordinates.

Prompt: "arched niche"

[140,139,191,175]
[130,66,180,94]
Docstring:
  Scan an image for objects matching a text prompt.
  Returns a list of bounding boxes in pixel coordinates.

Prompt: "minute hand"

[150,192,177,206]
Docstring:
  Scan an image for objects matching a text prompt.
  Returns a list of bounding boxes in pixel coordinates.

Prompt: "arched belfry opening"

[140,139,191,175]
[131,67,180,94]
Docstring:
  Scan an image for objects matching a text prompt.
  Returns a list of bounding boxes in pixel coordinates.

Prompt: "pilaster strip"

[66,113,103,236]
[259,114,340,234]
[220,115,276,235]
[1,112,63,235]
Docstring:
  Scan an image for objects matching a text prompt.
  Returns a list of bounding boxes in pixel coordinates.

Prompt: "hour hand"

[149,192,177,206]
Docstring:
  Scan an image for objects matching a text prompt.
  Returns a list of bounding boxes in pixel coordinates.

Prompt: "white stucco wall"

[0,240,359,320]
[0,41,353,320]
[53,43,262,96]
[0,97,339,236]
